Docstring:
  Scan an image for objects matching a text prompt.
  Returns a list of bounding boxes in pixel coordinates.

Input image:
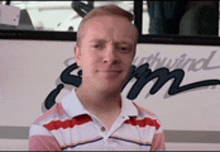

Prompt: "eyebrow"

[90,38,133,46]
[117,41,133,45]
[90,38,106,43]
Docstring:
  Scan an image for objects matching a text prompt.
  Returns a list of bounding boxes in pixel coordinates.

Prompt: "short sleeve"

[29,124,61,151]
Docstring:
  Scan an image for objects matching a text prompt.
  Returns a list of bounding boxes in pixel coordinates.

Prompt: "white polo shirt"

[29,90,166,151]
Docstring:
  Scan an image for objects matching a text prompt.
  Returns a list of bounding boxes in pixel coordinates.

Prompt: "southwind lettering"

[134,50,220,72]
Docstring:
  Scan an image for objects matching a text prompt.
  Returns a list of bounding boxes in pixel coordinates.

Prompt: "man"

[29,5,166,151]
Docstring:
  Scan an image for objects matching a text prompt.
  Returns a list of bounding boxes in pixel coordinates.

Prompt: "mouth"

[98,70,121,72]
[98,70,122,75]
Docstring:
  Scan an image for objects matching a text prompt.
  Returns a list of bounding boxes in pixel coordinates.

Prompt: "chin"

[98,82,122,93]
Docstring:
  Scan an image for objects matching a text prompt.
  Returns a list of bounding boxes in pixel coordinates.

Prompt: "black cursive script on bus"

[44,62,220,109]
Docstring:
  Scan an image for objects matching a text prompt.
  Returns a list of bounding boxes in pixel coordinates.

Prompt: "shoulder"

[33,103,68,126]
[29,103,65,150]
[132,102,158,119]
[29,103,70,138]
[130,102,163,131]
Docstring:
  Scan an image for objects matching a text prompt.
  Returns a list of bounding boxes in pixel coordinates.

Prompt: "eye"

[92,44,103,50]
[94,44,100,48]
[120,47,128,51]
[118,46,131,53]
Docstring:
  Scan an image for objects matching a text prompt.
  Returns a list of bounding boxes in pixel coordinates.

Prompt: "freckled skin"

[75,15,137,93]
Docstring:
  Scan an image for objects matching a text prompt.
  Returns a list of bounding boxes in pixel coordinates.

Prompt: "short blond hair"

[76,5,138,46]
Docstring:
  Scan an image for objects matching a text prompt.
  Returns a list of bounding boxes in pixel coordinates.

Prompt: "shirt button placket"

[101,126,106,132]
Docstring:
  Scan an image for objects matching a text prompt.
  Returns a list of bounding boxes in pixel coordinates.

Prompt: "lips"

[98,70,122,73]
[97,70,122,75]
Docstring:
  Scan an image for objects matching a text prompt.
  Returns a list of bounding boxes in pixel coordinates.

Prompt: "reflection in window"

[56,1,134,32]
[143,1,219,36]
[0,1,134,32]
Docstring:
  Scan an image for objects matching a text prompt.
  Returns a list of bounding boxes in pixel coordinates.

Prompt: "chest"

[50,121,157,151]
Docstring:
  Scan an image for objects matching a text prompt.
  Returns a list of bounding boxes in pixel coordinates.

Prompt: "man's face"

[75,15,137,92]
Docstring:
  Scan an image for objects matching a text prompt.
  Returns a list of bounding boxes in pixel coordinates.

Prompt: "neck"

[75,85,123,130]
[75,85,122,114]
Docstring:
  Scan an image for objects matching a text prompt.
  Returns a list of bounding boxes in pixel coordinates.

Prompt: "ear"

[74,46,82,66]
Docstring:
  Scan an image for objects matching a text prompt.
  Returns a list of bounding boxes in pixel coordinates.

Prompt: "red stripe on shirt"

[44,114,92,131]
[125,117,160,130]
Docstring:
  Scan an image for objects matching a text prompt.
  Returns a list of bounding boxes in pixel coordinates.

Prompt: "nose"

[103,46,120,65]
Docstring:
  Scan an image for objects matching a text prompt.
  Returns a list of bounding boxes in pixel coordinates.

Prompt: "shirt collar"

[120,95,139,118]
[62,89,139,118]
[62,89,88,118]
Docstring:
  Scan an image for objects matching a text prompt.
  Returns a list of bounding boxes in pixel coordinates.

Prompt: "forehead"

[81,15,137,44]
